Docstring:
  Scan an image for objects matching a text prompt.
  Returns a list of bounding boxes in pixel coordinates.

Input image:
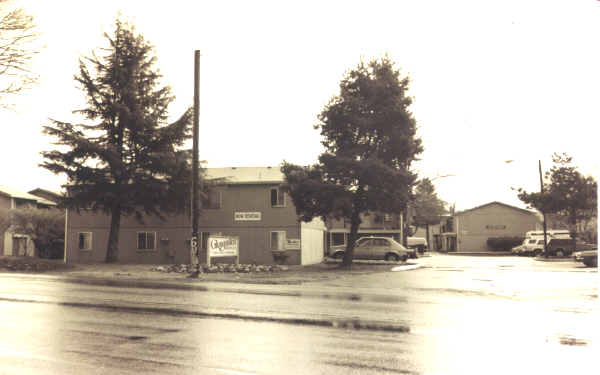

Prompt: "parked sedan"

[573,250,598,267]
[331,236,409,262]
[511,245,524,255]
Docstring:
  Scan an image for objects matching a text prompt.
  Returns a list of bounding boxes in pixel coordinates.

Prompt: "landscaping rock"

[150,263,291,274]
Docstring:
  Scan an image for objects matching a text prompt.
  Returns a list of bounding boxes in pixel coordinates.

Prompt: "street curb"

[5,273,409,304]
[533,257,576,262]
[0,295,411,334]
[444,252,513,257]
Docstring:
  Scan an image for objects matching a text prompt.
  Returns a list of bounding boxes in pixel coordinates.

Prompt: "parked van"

[407,237,428,253]
[517,230,572,256]
[525,230,571,240]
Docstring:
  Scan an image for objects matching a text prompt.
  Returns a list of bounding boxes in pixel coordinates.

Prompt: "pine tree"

[411,178,447,248]
[282,56,423,267]
[41,19,192,262]
[516,153,597,254]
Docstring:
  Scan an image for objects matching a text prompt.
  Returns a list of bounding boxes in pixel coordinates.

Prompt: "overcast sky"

[2,0,598,211]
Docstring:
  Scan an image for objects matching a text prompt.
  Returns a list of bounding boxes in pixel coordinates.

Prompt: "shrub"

[487,237,524,252]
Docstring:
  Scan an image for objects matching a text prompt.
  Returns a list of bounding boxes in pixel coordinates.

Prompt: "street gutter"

[445,252,513,256]
[0,272,409,304]
[0,295,411,334]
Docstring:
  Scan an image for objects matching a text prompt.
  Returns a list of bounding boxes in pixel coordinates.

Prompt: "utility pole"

[539,160,548,257]
[190,50,201,276]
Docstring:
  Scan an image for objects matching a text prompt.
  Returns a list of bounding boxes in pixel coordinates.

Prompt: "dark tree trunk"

[401,206,408,247]
[105,202,122,263]
[425,223,430,252]
[569,208,577,254]
[342,208,361,268]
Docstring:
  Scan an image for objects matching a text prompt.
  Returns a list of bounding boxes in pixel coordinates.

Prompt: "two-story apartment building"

[0,186,57,256]
[64,167,326,265]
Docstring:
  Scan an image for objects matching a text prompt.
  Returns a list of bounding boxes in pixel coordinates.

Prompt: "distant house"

[28,188,63,204]
[0,186,57,256]
[64,167,326,265]
[433,201,541,252]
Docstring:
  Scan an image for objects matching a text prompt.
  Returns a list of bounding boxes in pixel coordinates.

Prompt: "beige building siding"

[455,202,540,252]
[64,167,326,265]
[66,212,191,264]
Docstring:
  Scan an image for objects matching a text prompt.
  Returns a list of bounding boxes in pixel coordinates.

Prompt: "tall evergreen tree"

[411,178,447,246]
[516,153,597,254]
[282,56,423,267]
[41,19,192,262]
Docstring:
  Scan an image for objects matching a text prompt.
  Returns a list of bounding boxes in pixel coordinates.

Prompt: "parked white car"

[331,236,410,262]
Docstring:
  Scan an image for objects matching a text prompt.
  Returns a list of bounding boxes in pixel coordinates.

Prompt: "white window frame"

[137,231,157,251]
[78,232,92,251]
[270,187,285,207]
[270,231,287,250]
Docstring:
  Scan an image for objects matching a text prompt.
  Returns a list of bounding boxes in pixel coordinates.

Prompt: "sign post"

[190,50,201,276]
[190,236,198,265]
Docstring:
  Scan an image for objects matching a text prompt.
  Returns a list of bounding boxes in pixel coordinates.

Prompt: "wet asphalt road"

[0,254,597,374]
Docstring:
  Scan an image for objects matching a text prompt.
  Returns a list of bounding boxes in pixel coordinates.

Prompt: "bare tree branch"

[0,4,39,108]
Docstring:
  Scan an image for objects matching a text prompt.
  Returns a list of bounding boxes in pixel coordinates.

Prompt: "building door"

[447,236,457,252]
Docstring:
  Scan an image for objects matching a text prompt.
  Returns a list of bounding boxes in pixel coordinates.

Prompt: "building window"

[137,232,156,250]
[270,187,285,207]
[270,231,286,250]
[203,189,222,209]
[384,214,393,222]
[331,232,346,247]
[78,232,92,251]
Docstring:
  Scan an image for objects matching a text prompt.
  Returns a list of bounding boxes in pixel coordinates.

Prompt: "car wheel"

[400,254,408,262]
[385,253,400,262]
[534,249,542,257]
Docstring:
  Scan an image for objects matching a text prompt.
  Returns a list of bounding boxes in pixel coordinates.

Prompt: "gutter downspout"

[456,216,460,252]
[63,208,68,263]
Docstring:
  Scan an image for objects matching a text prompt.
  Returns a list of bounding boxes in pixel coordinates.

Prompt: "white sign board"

[285,238,301,250]
[208,236,239,257]
[234,212,262,221]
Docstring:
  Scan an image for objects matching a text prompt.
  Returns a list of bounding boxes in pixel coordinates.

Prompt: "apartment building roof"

[0,185,57,206]
[205,167,284,185]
